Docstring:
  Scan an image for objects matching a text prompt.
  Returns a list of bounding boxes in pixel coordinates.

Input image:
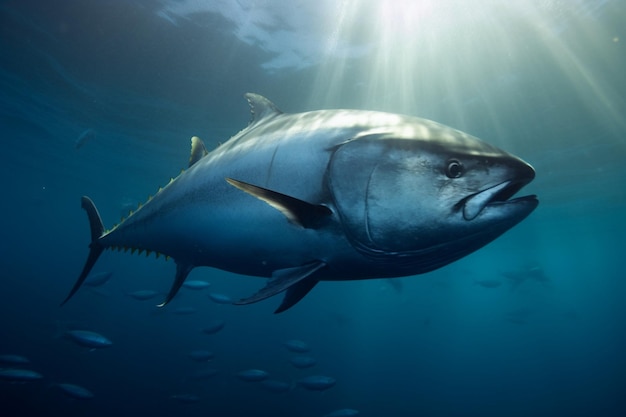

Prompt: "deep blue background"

[1,1,625,416]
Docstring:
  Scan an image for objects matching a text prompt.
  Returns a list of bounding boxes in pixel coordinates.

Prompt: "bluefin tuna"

[62,94,538,313]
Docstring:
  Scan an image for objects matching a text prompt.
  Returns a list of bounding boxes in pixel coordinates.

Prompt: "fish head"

[329,116,538,272]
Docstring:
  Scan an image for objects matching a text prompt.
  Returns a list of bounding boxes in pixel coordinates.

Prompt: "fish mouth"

[458,179,537,221]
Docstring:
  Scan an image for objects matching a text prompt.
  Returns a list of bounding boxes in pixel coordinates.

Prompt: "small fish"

[64,330,112,349]
[182,280,211,290]
[208,292,233,304]
[0,354,30,365]
[0,368,43,381]
[297,375,336,391]
[474,279,502,288]
[284,339,310,353]
[188,350,214,362]
[202,320,225,335]
[260,379,292,393]
[74,128,96,149]
[127,290,160,300]
[236,369,269,382]
[171,306,197,315]
[501,264,549,289]
[56,383,94,400]
[189,367,219,380]
[171,393,200,404]
[83,271,113,287]
[289,355,316,369]
[386,278,404,293]
[325,409,360,417]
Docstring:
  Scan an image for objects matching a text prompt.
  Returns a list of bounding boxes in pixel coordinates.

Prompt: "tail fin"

[61,196,105,306]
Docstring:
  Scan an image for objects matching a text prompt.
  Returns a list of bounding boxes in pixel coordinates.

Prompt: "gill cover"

[329,138,431,255]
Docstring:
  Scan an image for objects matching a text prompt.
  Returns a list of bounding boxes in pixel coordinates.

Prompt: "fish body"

[127,289,160,300]
[260,379,293,393]
[298,375,336,391]
[56,383,94,399]
[182,280,211,290]
[63,94,538,312]
[83,271,113,287]
[325,409,360,417]
[64,330,112,349]
[0,368,43,381]
[188,350,214,362]
[289,355,316,369]
[0,354,30,365]
[202,320,225,335]
[236,369,269,382]
[474,279,503,288]
[284,339,310,353]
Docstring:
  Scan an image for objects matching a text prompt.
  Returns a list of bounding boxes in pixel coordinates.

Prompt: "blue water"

[1,1,625,416]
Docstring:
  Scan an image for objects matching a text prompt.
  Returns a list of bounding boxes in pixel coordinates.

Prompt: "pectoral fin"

[234,261,326,312]
[226,178,331,229]
[274,278,319,314]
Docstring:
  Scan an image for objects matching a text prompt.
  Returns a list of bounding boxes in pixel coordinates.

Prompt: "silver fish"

[56,383,94,400]
[64,330,112,349]
[0,368,43,381]
[62,94,538,313]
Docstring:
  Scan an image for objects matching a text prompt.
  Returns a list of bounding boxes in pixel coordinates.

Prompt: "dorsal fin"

[188,136,208,167]
[245,93,282,125]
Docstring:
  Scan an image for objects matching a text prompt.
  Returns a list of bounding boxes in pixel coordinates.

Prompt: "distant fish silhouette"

[0,354,30,365]
[260,379,293,393]
[208,292,232,304]
[64,330,112,350]
[325,409,360,417]
[83,271,113,287]
[289,355,316,369]
[501,264,549,289]
[297,375,336,391]
[0,368,43,381]
[55,383,94,400]
[127,290,160,300]
[74,128,95,149]
[474,279,502,288]
[284,339,310,353]
[170,393,200,404]
[182,280,211,290]
[202,320,225,335]
[236,369,269,382]
[386,278,404,293]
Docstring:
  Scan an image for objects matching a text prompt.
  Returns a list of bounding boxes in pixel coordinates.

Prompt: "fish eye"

[446,159,463,178]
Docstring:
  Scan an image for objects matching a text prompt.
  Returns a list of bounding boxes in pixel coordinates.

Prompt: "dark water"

[1,1,625,416]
